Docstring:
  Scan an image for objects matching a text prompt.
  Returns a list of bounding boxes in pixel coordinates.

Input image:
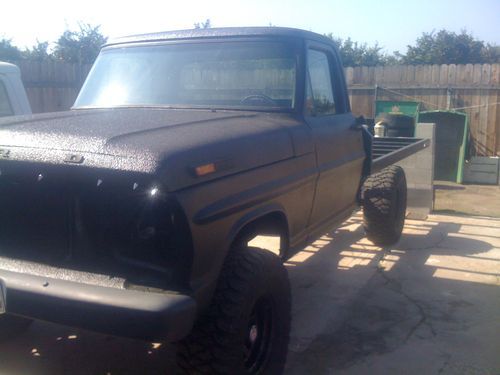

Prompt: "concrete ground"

[434,181,500,217]
[0,213,499,374]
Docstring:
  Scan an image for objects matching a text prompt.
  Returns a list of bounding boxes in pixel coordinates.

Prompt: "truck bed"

[371,137,430,174]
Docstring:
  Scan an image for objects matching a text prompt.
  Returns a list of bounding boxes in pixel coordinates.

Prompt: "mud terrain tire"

[178,246,291,374]
[362,165,407,246]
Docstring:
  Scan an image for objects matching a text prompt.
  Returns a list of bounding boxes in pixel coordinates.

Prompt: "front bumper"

[0,269,196,341]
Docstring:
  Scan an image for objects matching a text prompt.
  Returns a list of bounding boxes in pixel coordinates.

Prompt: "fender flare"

[225,203,289,253]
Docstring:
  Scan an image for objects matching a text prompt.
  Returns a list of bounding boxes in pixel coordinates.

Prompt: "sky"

[2,0,499,54]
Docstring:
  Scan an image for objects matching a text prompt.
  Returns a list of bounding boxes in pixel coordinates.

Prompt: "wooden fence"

[346,64,500,157]
[17,60,92,114]
[17,61,500,157]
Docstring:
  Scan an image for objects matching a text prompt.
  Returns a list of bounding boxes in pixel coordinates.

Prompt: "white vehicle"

[0,62,31,117]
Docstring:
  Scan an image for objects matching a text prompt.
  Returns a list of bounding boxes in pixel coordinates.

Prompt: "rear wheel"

[0,314,33,341]
[178,246,291,374]
[362,165,407,246]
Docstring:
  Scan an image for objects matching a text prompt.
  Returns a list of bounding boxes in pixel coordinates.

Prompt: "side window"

[0,80,14,117]
[306,49,336,116]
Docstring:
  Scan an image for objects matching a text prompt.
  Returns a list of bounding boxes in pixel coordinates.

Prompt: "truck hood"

[0,108,302,190]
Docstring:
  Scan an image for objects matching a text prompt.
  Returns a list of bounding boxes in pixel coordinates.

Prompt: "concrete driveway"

[0,213,499,374]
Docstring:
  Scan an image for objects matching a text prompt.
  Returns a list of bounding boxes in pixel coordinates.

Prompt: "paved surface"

[435,181,500,217]
[285,213,500,375]
[0,213,499,374]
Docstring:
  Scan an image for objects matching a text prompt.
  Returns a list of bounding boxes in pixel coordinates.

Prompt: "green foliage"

[0,38,22,61]
[194,19,211,29]
[482,45,500,63]
[401,29,498,64]
[1,24,106,64]
[53,24,107,64]
[2,24,498,67]
[23,41,52,61]
[325,34,388,67]
[324,29,498,66]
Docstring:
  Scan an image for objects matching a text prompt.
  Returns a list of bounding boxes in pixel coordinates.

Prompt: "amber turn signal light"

[195,163,216,176]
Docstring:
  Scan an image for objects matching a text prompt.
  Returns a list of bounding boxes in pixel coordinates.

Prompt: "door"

[305,45,364,230]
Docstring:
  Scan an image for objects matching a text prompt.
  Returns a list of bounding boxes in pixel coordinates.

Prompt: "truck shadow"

[0,320,177,374]
[0,214,498,374]
[284,214,499,374]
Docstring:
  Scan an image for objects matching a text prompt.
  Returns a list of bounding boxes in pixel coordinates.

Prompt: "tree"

[325,34,387,66]
[382,53,404,66]
[0,38,22,61]
[401,29,498,64]
[194,19,211,29]
[23,41,52,61]
[482,45,500,64]
[53,23,107,64]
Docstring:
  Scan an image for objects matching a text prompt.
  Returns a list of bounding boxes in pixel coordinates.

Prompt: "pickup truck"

[0,61,31,118]
[0,28,426,374]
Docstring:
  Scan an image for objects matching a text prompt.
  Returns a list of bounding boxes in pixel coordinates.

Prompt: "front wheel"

[178,246,291,374]
[362,165,407,246]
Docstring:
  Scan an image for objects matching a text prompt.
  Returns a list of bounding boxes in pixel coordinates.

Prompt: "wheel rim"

[244,297,273,373]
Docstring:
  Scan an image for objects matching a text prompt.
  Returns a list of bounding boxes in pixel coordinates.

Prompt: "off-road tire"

[0,314,33,341]
[177,246,291,374]
[362,165,407,246]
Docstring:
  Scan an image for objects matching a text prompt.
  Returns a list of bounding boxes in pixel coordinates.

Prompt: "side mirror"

[355,116,366,125]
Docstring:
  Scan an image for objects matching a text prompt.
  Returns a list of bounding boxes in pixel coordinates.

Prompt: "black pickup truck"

[0,27,428,374]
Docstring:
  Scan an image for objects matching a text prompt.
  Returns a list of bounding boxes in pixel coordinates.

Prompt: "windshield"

[74,41,298,110]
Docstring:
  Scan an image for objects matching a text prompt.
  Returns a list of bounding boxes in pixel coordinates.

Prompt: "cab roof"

[105,27,334,47]
[0,61,21,75]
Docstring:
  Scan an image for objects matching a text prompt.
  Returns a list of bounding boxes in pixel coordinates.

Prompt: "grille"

[0,163,192,290]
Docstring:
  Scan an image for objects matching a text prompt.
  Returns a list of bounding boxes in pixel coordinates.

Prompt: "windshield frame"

[73,36,305,113]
